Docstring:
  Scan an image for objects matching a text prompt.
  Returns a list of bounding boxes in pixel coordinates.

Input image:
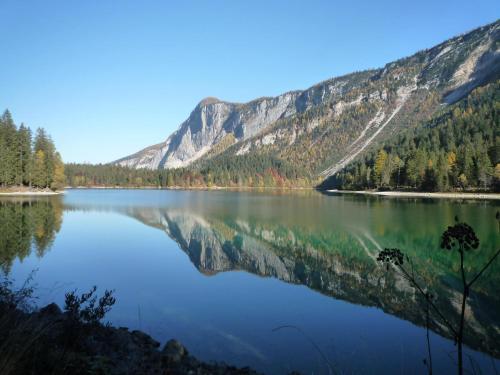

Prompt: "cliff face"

[114,92,300,169]
[114,21,500,177]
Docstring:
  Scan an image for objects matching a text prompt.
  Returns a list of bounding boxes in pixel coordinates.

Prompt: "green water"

[1,189,499,374]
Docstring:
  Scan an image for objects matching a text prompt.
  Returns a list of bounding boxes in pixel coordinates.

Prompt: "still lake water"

[1,189,499,374]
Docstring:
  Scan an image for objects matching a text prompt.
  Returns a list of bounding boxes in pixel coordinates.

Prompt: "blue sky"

[0,1,498,163]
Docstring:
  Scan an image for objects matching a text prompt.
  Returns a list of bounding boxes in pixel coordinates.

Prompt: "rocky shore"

[1,301,263,375]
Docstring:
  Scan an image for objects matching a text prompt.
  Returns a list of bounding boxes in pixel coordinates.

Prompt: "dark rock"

[162,339,187,364]
[131,329,160,348]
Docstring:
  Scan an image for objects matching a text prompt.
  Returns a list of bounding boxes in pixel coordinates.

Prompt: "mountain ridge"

[114,20,500,183]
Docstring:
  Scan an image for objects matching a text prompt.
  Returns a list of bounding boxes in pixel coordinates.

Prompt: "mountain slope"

[323,79,499,191]
[114,20,500,184]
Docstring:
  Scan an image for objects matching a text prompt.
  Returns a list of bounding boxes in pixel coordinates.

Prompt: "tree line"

[65,153,317,188]
[329,81,499,192]
[0,110,65,190]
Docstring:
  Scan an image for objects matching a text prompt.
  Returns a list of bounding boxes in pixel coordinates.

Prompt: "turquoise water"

[2,189,499,374]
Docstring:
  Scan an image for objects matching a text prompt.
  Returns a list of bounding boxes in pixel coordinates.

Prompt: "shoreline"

[0,191,64,196]
[327,189,500,200]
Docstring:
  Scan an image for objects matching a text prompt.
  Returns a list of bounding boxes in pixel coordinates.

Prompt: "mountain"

[114,21,500,183]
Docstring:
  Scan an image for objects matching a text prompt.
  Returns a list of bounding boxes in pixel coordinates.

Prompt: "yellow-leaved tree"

[51,152,66,191]
[374,149,388,187]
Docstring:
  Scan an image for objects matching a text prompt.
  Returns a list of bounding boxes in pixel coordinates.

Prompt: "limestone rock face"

[114,92,301,169]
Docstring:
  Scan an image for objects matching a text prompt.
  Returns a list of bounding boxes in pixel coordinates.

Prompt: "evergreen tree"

[32,150,47,188]
[0,110,18,186]
[476,150,493,189]
[33,128,58,188]
[494,164,500,192]
[458,143,475,183]
[17,124,32,186]
[436,153,450,191]
[166,172,174,187]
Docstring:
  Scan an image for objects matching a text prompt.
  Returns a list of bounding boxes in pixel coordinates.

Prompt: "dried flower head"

[377,248,404,267]
[440,222,479,251]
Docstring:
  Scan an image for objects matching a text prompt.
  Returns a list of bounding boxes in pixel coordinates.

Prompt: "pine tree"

[436,153,450,191]
[17,124,32,186]
[494,164,500,192]
[459,143,474,182]
[475,150,493,189]
[32,150,47,188]
[33,128,57,188]
[447,151,458,187]
[166,172,174,187]
[0,110,18,186]
[405,151,419,188]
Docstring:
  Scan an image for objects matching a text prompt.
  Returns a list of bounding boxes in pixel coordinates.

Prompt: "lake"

[1,189,499,374]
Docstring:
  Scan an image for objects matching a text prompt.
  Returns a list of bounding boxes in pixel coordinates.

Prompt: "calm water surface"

[1,189,499,374]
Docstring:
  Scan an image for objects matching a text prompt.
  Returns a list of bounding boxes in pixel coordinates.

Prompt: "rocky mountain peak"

[198,97,223,107]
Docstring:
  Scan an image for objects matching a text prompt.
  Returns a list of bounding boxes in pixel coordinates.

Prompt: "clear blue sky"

[1,1,498,163]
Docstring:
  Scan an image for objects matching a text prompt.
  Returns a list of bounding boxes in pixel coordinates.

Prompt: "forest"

[0,110,65,191]
[65,153,315,189]
[328,81,499,192]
